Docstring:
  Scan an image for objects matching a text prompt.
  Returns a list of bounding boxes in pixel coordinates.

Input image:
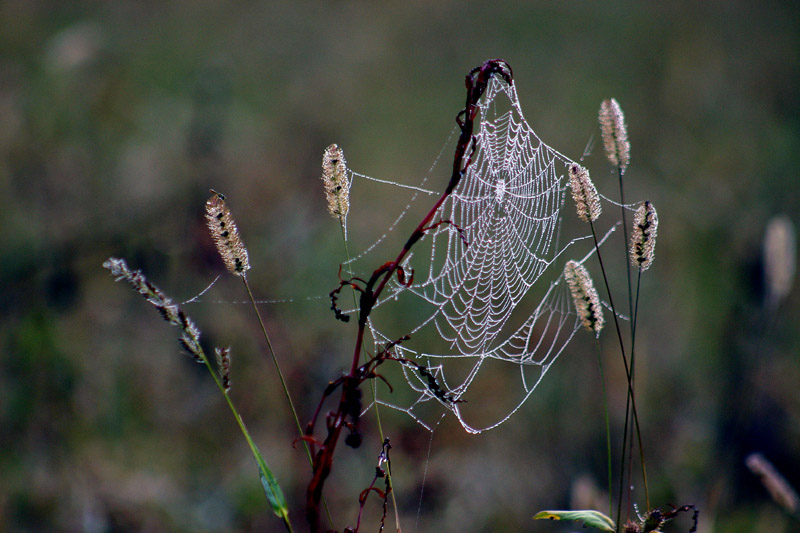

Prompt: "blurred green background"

[2,1,799,531]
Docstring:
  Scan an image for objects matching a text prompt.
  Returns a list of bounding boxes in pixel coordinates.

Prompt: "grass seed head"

[205,191,250,276]
[215,346,232,392]
[630,201,658,271]
[564,260,604,335]
[599,98,630,173]
[322,143,350,219]
[103,257,204,362]
[568,163,601,223]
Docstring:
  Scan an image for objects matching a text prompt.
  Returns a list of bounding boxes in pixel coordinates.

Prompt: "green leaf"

[533,509,616,531]
[252,447,289,520]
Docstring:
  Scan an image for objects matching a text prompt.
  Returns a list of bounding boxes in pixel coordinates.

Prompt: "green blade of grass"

[216,364,292,531]
[533,509,616,531]
[256,450,290,522]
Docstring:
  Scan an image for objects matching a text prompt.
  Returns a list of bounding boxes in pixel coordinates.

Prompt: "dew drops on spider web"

[495,177,506,203]
[332,74,613,434]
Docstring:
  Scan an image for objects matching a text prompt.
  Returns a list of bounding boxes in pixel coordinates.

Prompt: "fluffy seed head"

[104,257,179,322]
[747,453,799,514]
[564,260,604,335]
[763,215,796,307]
[568,163,601,222]
[599,98,630,173]
[322,144,350,219]
[103,257,204,363]
[630,201,658,271]
[205,191,250,276]
[215,346,232,392]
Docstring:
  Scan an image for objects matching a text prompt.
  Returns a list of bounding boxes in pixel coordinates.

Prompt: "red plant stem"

[306,59,513,532]
[348,59,512,374]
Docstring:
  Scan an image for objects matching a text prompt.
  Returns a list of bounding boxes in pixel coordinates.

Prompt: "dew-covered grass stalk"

[598,98,655,527]
[206,191,317,467]
[102,258,294,532]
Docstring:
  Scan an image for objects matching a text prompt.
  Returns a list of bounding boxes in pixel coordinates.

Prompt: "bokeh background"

[2,1,799,531]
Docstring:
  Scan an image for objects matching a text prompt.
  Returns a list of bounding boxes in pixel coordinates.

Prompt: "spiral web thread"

[344,77,603,434]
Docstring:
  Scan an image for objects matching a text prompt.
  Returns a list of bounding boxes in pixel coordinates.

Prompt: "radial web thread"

[340,77,609,434]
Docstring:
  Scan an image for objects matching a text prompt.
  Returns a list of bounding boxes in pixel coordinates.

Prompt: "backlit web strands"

[369,277,581,434]
[355,76,594,433]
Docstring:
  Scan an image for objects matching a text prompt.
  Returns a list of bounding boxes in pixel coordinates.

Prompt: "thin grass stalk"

[210,355,295,533]
[103,258,293,532]
[241,276,307,447]
[618,172,635,404]
[588,221,649,529]
[612,168,632,515]
[243,274,342,528]
[617,168,641,518]
[618,402,632,531]
[600,100,640,517]
[206,190,333,528]
[242,276,304,424]
[618,169,634,333]
[628,200,657,512]
[240,276,318,526]
[632,270,642,386]
[241,278,299,423]
[631,271,644,493]
[622,269,645,522]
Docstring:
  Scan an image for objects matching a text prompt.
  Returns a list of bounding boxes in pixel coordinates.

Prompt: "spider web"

[344,76,609,434]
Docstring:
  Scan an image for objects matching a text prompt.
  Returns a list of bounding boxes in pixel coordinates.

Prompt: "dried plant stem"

[305,59,513,532]
[594,339,613,519]
[338,221,402,532]
[588,221,649,527]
